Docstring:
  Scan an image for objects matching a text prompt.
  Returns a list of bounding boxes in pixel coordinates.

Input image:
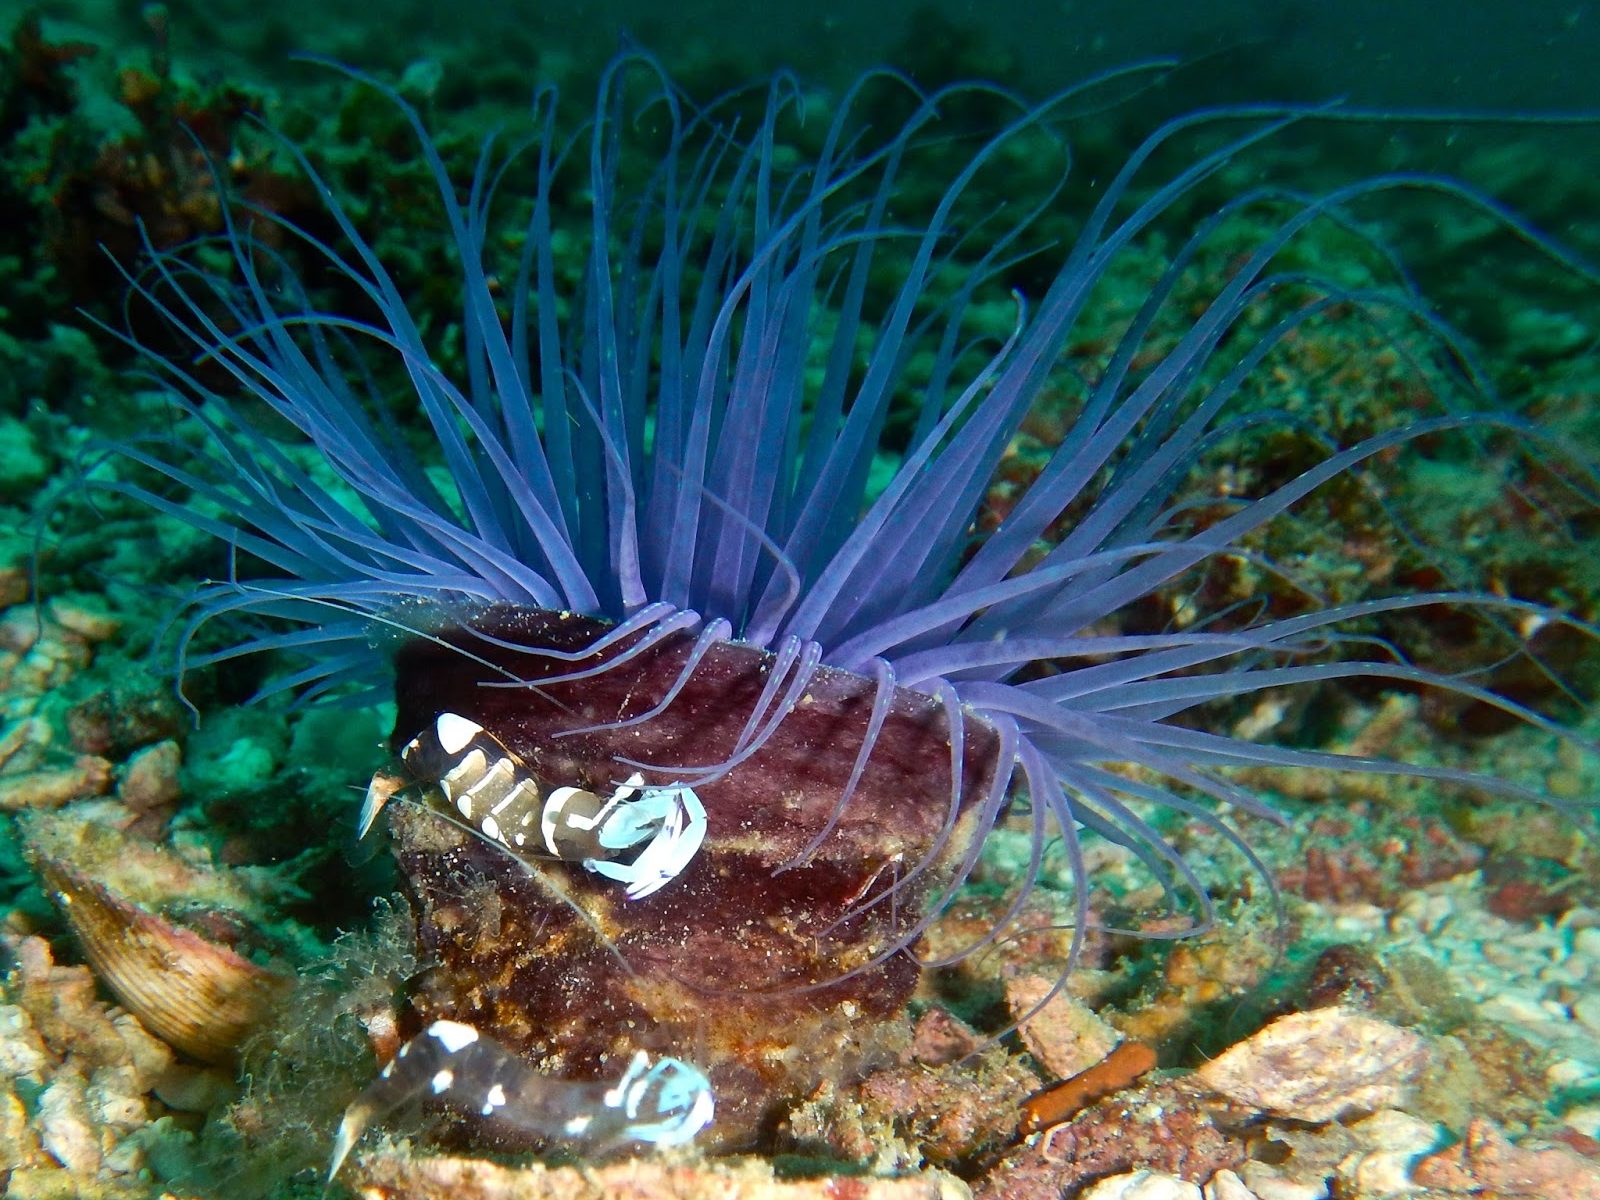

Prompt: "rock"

[1334,1147,1420,1196]
[1236,1163,1328,1200]
[1006,973,1120,1078]
[4,1166,82,1200]
[0,1002,51,1077]
[788,1042,1037,1169]
[0,1082,48,1171]
[0,716,50,775]
[1411,1117,1600,1198]
[1203,1170,1259,1200]
[117,739,182,812]
[1330,1109,1444,1195]
[1082,1171,1203,1200]
[351,1145,969,1199]
[36,1072,104,1176]
[975,1078,1241,1200]
[911,1007,982,1066]
[45,597,121,643]
[0,757,114,811]
[1573,994,1600,1037]
[1193,1007,1428,1122]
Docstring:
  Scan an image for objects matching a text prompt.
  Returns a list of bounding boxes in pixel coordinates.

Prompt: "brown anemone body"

[388,608,1002,1149]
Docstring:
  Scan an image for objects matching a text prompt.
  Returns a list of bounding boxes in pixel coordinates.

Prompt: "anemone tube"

[104,57,1598,1151]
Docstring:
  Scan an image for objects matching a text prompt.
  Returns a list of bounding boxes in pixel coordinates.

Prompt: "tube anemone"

[102,56,1597,1149]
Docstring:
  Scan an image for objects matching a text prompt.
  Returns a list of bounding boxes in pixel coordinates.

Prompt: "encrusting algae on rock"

[4,12,1600,1199]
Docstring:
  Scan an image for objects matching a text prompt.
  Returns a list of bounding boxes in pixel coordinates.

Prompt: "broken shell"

[33,854,294,1064]
[23,810,298,1065]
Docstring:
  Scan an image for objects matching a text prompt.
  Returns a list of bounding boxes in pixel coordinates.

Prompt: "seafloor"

[2,6,1599,1200]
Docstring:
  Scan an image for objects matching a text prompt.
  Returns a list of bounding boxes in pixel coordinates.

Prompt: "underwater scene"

[2,2,1600,1198]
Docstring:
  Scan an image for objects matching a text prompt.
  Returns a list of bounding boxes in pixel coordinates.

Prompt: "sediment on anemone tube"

[87,53,1599,1156]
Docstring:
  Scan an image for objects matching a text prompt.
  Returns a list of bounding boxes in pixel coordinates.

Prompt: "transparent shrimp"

[328,1019,715,1182]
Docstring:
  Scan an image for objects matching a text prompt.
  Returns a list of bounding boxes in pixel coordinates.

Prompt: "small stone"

[151,1063,236,1113]
[0,717,50,774]
[1573,994,1600,1036]
[36,1073,103,1175]
[1194,1007,1428,1123]
[1204,1170,1259,1200]
[0,608,42,654]
[117,739,182,811]
[910,1007,981,1066]
[0,757,114,811]
[1349,1108,1443,1153]
[11,933,54,981]
[1335,1149,1420,1196]
[101,1133,148,1176]
[1548,1058,1600,1089]
[1481,940,1523,969]
[1563,908,1600,931]
[45,598,120,643]
[1573,926,1600,958]
[1413,1117,1600,1199]
[1082,1171,1203,1200]
[1006,973,1120,1078]
[1565,1105,1600,1140]
[1478,990,1549,1027]
[4,1166,81,1200]
[0,1004,50,1078]
[108,1011,174,1085]
[1238,1162,1328,1200]
[86,1064,147,1132]
[0,1083,47,1170]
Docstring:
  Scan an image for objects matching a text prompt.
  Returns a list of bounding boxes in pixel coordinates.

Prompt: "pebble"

[1565,1105,1600,1140]
[1237,1162,1328,1200]
[1194,1007,1428,1123]
[1573,995,1600,1036]
[0,1083,45,1171]
[1549,1058,1600,1089]
[1574,926,1600,958]
[0,757,114,811]
[45,598,121,643]
[1005,975,1120,1078]
[1478,990,1546,1026]
[1480,941,1522,969]
[1350,1108,1443,1152]
[0,717,49,774]
[0,1004,49,1078]
[152,1064,237,1113]
[1335,1150,1417,1197]
[1081,1171,1203,1200]
[117,740,182,812]
[1204,1170,1259,1200]
[1296,876,1600,1074]
[36,1074,102,1176]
